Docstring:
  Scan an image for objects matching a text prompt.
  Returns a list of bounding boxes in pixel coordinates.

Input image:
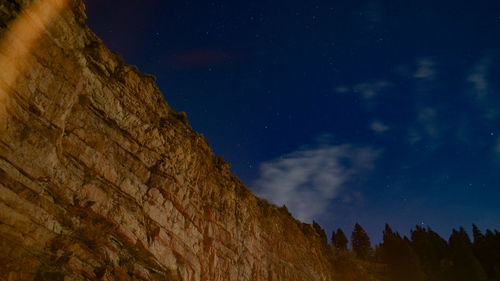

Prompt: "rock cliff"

[0,0,335,280]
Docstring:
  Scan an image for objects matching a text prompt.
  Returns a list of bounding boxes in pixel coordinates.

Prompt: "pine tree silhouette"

[377,224,425,281]
[351,223,371,260]
[410,226,448,281]
[334,228,348,251]
[447,227,487,281]
[473,226,500,280]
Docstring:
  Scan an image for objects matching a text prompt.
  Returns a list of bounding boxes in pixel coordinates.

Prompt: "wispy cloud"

[493,137,500,159]
[465,55,500,120]
[171,49,236,66]
[467,56,492,102]
[414,58,437,80]
[417,107,439,138]
[362,2,384,25]
[334,80,391,100]
[408,107,440,145]
[353,80,391,99]
[408,128,422,145]
[334,86,350,94]
[370,120,390,133]
[252,142,379,222]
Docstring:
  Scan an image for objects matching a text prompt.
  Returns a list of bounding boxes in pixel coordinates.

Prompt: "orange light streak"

[0,0,69,104]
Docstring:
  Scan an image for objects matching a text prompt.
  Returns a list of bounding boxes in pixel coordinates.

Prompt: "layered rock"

[0,1,334,280]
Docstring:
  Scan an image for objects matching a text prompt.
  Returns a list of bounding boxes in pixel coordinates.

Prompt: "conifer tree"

[378,224,425,281]
[410,226,448,281]
[447,227,487,281]
[472,224,484,243]
[351,223,372,260]
[473,227,500,280]
[313,220,328,246]
[335,228,348,251]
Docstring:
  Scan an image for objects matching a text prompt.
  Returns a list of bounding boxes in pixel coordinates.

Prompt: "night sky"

[83,0,500,242]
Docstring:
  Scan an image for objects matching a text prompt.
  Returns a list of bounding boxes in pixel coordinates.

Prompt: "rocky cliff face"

[0,1,334,280]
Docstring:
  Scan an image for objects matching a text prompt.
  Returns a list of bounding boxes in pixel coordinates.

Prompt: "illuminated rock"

[0,1,334,280]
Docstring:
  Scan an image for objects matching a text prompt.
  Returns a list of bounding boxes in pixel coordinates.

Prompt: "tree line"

[319,222,500,281]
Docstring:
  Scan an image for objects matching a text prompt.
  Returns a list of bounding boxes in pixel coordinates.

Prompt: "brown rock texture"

[0,0,335,280]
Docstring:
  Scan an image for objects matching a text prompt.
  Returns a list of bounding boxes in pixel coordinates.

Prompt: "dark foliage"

[473,225,500,280]
[313,220,328,246]
[446,227,487,281]
[377,224,425,281]
[351,223,372,260]
[410,226,448,281]
[332,228,349,251]
[327,223,500,281]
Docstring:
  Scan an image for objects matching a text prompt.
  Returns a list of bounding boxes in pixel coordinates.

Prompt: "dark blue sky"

[84,0,500,242]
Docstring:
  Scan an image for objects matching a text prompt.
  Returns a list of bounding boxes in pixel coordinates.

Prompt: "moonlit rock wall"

[0,1,334,280]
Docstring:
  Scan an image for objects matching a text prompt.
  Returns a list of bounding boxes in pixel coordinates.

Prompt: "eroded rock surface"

[0,1,334,280]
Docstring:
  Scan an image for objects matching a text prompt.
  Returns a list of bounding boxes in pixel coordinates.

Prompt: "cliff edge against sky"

[0,0,334,280]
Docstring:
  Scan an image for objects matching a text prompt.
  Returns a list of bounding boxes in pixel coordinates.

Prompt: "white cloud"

[353,80,391,99]
[408,107,440,145]
[408,128,422,145]
[334,80,391,101]
[362,2,384,25]
[370,120,390,133]
[417,107,439,138]
[334,86,350,94]
[494,137,500,158]
[393,63,412,77]
[467,57,492,101]
[414,58,437,79]
[252,143,379,222]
